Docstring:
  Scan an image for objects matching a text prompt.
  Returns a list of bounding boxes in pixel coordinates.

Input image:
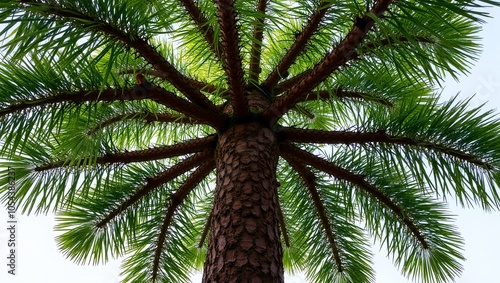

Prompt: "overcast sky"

[1,5,500,283]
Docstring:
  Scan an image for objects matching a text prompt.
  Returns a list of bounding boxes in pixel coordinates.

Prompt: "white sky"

[1,5,500,283]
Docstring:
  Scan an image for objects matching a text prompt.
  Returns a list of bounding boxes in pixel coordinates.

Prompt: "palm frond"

[1,1,500,283]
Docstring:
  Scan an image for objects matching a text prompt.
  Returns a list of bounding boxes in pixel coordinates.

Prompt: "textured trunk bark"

[202,122,284,283]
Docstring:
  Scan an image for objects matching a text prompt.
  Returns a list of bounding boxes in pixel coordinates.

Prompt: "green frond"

[0,54,115,153]
[0,0,163,62]
[365,3,482,82]
[119,176,214,283]
[370,97,500,208]
[312,147,465,283]
[2,0,500,282]
[359,180,465,283]
[121,214,193,283]
[0,134,195,214]
[54,160,211,268]
[54,184,136,265]
[278,159,375,283]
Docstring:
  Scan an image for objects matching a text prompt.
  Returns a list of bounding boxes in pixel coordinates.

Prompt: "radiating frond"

[1,1,500,283]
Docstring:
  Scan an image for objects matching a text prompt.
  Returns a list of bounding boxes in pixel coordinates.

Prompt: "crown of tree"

[1,1,500,282]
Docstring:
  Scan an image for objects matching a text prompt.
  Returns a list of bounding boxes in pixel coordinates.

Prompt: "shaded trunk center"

[202,122,284,283]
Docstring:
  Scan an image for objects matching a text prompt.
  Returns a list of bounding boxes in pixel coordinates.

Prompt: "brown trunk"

[202,122,284,283]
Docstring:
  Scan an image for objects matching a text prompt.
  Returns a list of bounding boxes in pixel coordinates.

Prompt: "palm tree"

[1,0,500,282]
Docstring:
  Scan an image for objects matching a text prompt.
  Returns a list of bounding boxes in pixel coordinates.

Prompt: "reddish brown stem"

[87,112,201,135]
[148,85,227,130]
[199,210,213,248]
[308,90,393,106]
[35,135,216,171]
[0,88,147,117]
[275,199,290,248]
[281,154,343,271]
[273,35,432,95]
[275,88,393,106]
[262,1,332,90]
[280,143,428,249]
[180,0,223,60]
[280,128,492,169]
[152,159,216,281]
[121,68,225,95]
[273,71,310,95]
[248,0,268,82]
[95,151,213,228]
[349,35,434,61]
[217,0,249,119]
[262,0,393,123]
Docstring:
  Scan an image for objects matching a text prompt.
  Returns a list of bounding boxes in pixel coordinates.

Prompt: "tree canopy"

[1,0,500,282]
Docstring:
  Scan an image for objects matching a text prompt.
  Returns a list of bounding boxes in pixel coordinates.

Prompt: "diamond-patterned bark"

[203,122,283,283]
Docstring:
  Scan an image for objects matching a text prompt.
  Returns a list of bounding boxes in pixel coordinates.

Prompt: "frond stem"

[95,151,213,228]
[281,154,343,271]
[148,85,227,130]
[87,111,201,135]
[280,143,429,249]
[349,35,435,61]
[276,196,291,247]
[311,90,392,106]
[262,0,393,123]
[179,0,223,60]
[198,210,212,248]
[280,128,492,169]
[274,87,393,106]
[262,1,332,90]
[248,0,268,82]
[35,135,216,171]
[121,68,225,96]
[0,88,147,117]
[216,0,249,119]
[273,35,432,95]
[151,159,215,281]
[273,71,310,96]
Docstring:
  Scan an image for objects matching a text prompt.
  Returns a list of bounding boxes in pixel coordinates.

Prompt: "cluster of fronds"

[1,1,500,282]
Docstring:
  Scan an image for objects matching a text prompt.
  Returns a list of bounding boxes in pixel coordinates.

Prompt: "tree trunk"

[202,122,284,283]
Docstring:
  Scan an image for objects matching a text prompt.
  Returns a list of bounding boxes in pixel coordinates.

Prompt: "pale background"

[1,6,499,283]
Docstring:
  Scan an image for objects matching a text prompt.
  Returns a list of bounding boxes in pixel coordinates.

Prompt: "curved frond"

[278,155,374,283]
